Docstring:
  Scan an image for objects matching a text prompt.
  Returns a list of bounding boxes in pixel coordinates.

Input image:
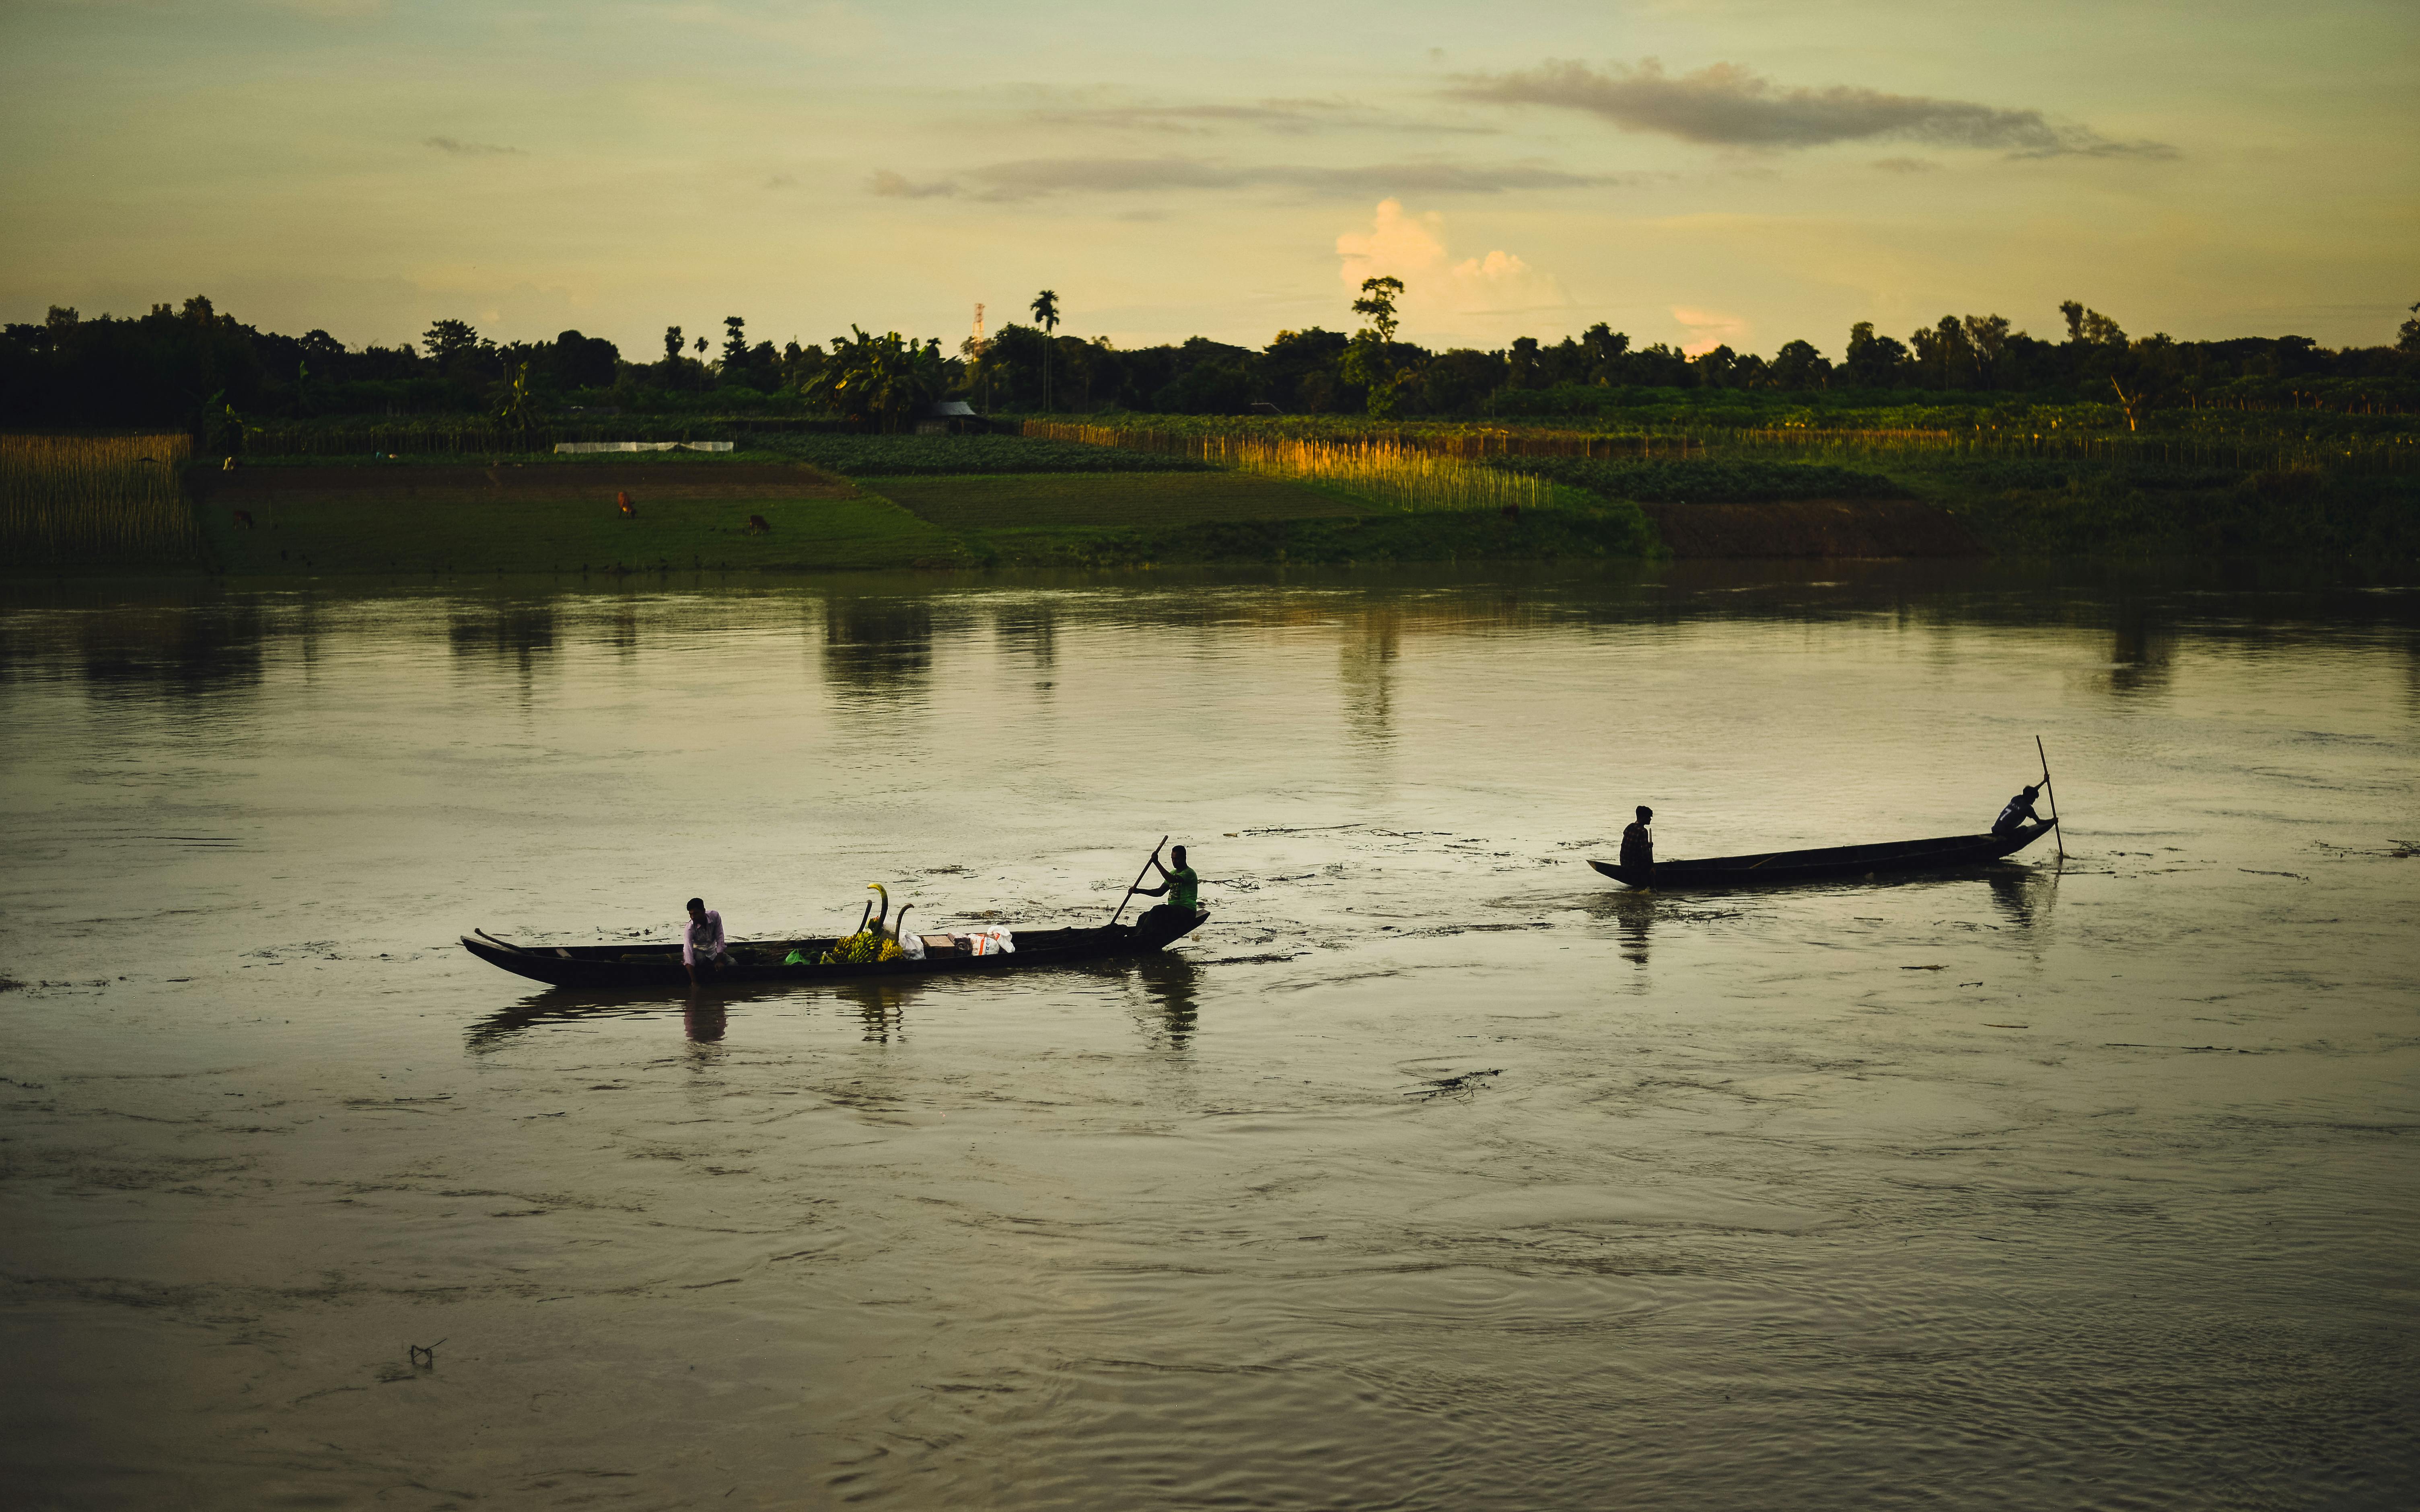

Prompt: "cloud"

[1027,98,1496,138]
[1451,59,2176,159]
[1336,199,1570,325]
[1671,305,1748,357]
[868,156,1626,203]
[1872,156,1941,174]
[424,136,523,156]
[867,169,959,199]
[764,173,798,189]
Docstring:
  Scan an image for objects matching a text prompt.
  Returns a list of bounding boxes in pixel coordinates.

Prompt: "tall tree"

[422,318,480,367]
[722,315,748,369]
[1342,275,1412,418]
[805,326,947,431]
[1030,290,1061,411]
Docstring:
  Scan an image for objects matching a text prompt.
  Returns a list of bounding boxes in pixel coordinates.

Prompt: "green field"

[868,470,1364,531]
[197,491,969,575]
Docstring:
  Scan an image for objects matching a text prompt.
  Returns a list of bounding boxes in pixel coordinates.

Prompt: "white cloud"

[1335,199,1569,339]
[1672,304,1749,356]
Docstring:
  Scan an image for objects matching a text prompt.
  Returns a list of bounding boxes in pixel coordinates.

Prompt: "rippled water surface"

[3,562,2416,1510]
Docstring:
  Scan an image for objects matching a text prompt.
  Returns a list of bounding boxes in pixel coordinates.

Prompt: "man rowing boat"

[1992,785,2050,837]
[1134,844,1201,930]
[1620,806,1654,879]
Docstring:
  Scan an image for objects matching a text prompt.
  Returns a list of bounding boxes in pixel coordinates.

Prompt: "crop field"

[195,491,967,575]
[2,432,201,569]
[870,471,1364,532]
[1024,407,2420,477]
[1492,457,1908,502]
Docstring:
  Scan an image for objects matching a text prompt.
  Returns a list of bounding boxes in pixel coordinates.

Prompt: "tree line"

[3,290,2414,435]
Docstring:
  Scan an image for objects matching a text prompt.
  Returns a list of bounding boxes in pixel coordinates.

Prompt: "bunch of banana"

[817,930,907,966]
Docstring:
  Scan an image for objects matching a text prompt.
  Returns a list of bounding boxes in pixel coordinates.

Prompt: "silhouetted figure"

[1993,785,2049,837]
[1134,843,1201,931]
[683,897,729,983]
[1620,806,1654,877]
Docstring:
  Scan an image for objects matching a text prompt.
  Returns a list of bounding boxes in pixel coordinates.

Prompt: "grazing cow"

[231,509,255,530]
[745,514,772,534]
[617,490,636,519]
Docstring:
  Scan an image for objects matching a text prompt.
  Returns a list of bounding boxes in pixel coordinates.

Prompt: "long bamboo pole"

[2036,735,2064,862]
[1107,836,1170,926]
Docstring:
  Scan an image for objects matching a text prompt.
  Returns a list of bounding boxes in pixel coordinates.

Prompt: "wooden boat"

[1591,820,2056,889]
[460,908,1207,990]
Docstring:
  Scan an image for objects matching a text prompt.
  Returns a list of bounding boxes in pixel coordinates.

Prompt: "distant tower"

[972,302,989,411]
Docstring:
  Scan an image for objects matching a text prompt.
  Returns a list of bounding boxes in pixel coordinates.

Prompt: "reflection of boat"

[461,910,1207,990]
[1590,822,2055,889]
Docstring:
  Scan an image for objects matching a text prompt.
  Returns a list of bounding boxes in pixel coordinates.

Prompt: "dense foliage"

[5,290,2414,448]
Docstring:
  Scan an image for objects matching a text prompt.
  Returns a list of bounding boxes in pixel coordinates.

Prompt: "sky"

[2,0,2414,360]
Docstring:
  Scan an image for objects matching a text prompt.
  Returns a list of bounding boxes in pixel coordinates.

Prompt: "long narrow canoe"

[462,908,1206,989]
[1591,820,2055,889]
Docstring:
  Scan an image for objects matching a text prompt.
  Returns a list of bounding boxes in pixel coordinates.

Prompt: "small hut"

[915,400,985,436]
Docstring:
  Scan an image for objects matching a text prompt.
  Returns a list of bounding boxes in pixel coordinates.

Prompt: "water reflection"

[1132,953,1202,1049]
[821,600,933,700]
[994,601,1059,683]
[1987,866,2059,932]
[603,603,641,662]
[1340,608,1399,749]
[829,979,917,1042]
[29,602,272,700]
[682,991,728,1044]
[447,605,557,701]
[2103,598,2174,697]
[464,991,671,1051]
[1606,887,1657,966]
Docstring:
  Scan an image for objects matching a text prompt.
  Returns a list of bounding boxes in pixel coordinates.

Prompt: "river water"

[2,561,2415,1510]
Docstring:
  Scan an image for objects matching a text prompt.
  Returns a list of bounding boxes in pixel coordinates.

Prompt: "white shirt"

[682,910,726,965]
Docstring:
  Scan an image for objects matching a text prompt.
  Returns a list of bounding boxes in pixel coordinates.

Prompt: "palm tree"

[1031,289,1060,412]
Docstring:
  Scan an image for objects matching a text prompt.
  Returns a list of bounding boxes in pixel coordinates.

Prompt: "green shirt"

[1165,866,1199,911]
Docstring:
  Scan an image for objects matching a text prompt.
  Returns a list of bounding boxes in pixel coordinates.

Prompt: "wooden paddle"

[1107,836,1170,926]
[2036,735,2064,862]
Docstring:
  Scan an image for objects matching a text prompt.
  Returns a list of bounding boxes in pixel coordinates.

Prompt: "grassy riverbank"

[11,425,2414,579]
[196,489,973,575]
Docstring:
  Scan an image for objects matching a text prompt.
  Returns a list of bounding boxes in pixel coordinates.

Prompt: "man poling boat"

[1592,746,2065,890]
[462,842,1208,990]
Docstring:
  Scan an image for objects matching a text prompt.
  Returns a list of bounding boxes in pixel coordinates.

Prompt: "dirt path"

[195,463,854,503]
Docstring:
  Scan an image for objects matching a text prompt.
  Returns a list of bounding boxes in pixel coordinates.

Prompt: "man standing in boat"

[1620,806,1654,880]
[1993,784,2049,837]
[683,896,730,983]
[1134,844,1201,930]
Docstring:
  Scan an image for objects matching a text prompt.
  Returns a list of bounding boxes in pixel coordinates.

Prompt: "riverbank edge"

[8,467,2414,579]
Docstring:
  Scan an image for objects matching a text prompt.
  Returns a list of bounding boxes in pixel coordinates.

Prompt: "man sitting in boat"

[1134,844,1201,927]
[1992,785,2048,836]
[683,897,730,982]
[1620,807,1654,875]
